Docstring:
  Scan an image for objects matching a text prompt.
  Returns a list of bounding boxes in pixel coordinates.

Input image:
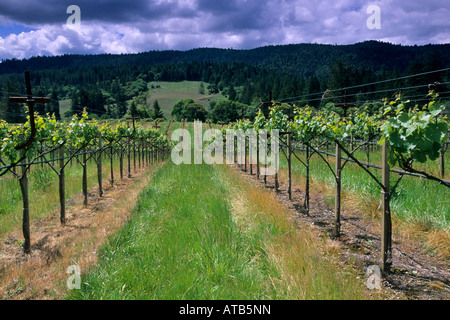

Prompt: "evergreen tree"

[0,79,26,123]
[35,88,46,115]
[305,75,321,108]
[228,85,237,101]
[70,90,82,115]
[199,82,205,94]
[152,99,164,119]
[111,79,127,118]
[128,101,138,118]
[48,90,61,120]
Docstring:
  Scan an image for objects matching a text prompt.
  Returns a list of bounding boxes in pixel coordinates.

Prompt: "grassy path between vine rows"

[67,161,377,300]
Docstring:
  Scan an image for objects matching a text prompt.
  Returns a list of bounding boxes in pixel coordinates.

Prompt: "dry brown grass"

[223,164,374,300]
[277,167,450,261]
[0,163,164,300]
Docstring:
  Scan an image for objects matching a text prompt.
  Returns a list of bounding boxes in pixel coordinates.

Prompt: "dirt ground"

[232,164,449,300]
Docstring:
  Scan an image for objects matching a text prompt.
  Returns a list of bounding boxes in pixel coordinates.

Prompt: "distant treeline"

[0,41,449,123]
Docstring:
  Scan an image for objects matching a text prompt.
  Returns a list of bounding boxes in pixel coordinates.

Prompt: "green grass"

[66,159,371,300]
[67,161,280,299]
[59,100,72,119]
[147,81,227,117]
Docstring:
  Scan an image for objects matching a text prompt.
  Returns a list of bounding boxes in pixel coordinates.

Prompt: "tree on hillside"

[210,100,247,123]
[228,85,237,101]
[328,60,353,93]
[199,82,205,95]
[48,90,61,120]
[111,79,128,118]
[128,101,138,118]
[152,99,165,120]
[171,98,207,122]
[133,91,152,118]
[184,102,207,122]
[78,87,106,116]
[69,89,81,116]
[305,75,321,108]
[35,88,46,115]
[171,98,194,121]
[0,78,26,123]
[207,83,219,94]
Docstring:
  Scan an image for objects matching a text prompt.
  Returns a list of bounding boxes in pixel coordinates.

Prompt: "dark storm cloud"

[198,0,270,33]
[0,0,195,25]
[0,0,448,60]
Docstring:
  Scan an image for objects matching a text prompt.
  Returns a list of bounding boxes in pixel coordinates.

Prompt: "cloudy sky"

[0,0,449,60]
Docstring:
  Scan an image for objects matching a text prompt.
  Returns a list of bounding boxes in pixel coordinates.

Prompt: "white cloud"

[0,0,448,60]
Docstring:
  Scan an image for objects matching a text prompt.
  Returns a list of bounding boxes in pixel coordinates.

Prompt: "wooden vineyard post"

[335,143,341,237]
[287,132,292,200]
[110,145,114,187]
[244,137,247,172]
[366,142,370,165]
[97,134,103,197]
[440,137,447,178]
[138,143,141,169]
[133,141,136,171]
[19,154,31,254]
[256,134,260,180]
[146,145,148,165]
[305,144,310,216]
[144,145,147,167]
[233,137,239,163]
[59,145,66,225]
[143,145,147,167]
[250,136,253,175]
[9,71,50,150]
[264,148,267,185]
[127,135,132,178]
[82,151,88,207]
[274,140,279,192]
[381,142,392,272]
[119,147,124,180]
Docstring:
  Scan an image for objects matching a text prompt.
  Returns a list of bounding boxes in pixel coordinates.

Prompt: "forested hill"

[1,41,449,79]
[1,40,449,124]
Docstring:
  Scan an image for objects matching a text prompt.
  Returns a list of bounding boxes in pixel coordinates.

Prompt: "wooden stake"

[287,132,292,200]
[335,143,341,237]
[19,153,30,254]
[97,134,103,197]
[82,151,88,207]
[381,142,392,272]
[110,146,114,187]
[305,145,310,216]
[256,134,260,180]
[59,145,66,225]
[120,148,124,180]
[127,136,131,178]
[440,138,447,178]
